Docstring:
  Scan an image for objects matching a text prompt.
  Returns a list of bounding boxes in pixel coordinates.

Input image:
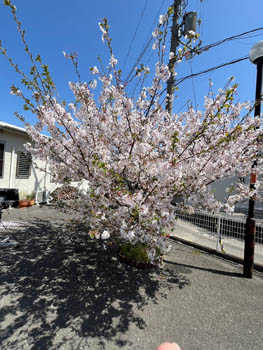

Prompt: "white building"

[0,121,57,201]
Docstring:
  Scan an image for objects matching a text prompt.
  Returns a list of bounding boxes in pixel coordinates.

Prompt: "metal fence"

[174,210,263,266]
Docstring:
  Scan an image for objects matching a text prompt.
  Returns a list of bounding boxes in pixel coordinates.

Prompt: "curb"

[169,235,263,274]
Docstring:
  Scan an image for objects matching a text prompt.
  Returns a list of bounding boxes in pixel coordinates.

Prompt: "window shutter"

[16,152,32,179]
[0,144,4,178]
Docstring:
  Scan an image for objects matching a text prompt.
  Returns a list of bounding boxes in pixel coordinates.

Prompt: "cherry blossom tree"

[1,1,262,265]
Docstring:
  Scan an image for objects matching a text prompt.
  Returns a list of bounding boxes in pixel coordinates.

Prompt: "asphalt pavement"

[0,205,263,350]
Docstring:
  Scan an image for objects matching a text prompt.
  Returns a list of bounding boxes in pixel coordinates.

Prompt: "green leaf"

[3,0,11,6]
[29,66,36,75]
[1,48,7,56]
[35,54,42,63]
[168,6,174,16]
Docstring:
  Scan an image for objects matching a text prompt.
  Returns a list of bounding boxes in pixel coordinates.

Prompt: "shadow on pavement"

[0,218,189,349]
[163,258,243,278]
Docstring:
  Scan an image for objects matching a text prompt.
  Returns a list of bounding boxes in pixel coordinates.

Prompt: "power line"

[124,36,153,83]
[175,56,249,87]
[158,55,249,109]
[189,60,197,109]
[144,0,167,42]
[122,0,149,70]
[125,20,263,85]
[182,27,263,109]
[124,4,262,101]
[170,28,263,101]
[124,0,167,83]
[198,27,263,54]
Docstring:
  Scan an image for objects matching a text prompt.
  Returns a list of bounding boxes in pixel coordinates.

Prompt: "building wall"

[0,129,58,198]
[210,176,240,203]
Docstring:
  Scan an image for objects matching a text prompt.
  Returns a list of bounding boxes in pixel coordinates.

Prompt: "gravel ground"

[0,205,263,350]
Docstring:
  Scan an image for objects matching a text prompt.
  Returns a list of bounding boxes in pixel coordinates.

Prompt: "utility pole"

[166,1,197,114]
[166,0,181,114]
[243,42,263,278]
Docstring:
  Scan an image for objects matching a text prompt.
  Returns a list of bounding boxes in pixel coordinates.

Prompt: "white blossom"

[10,89,22,96]
[91,66,99,75]
[152,28,159,38]
[127,231,135,241]
[101,230,110,239]
[159,14,168,25]
[109,55,118,67]
[90,79,97,89]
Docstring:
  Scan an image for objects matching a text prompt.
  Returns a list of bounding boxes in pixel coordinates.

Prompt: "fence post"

[216,215,221,251]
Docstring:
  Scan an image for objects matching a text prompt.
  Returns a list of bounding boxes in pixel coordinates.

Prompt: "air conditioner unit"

[35,190,52,205]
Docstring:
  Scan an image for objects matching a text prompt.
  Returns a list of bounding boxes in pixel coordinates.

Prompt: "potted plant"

[19,191,35,207]
[26,192,35,206]
[19,192,28,208]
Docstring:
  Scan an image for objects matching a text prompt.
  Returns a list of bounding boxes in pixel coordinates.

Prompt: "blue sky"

[1,0,263,128]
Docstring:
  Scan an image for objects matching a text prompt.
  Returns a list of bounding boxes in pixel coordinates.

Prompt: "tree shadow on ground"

[0,219,189,349]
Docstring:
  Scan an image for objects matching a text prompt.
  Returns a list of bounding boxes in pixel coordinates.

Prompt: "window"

[0,143,4,178]
[16,151,32,179]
